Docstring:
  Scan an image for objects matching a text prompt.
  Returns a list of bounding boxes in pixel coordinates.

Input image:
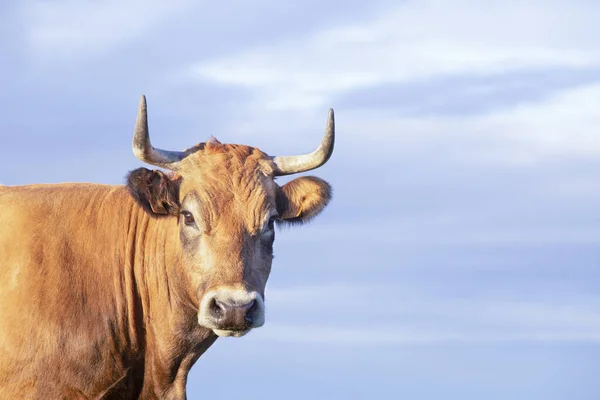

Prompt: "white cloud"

[213,80,600,164]
[180,0,600,163]
[251,325,600,345]
[542,176,600,198]
[188,0,600,111]
[20,0,194,60]
[335,82,600,163]
[255,283,600,344]
[475,83,600,161]
[274,214,600,250]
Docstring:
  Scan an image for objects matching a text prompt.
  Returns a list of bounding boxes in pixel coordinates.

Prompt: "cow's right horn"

[132,95,186,169]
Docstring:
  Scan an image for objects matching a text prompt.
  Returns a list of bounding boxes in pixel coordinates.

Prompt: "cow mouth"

[212,328,251,338]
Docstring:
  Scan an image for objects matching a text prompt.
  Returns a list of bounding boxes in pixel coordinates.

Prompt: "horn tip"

[327,108,335,123]
[327,108,335,130]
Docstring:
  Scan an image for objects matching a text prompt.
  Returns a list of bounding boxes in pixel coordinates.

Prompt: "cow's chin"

[212,328,251,338]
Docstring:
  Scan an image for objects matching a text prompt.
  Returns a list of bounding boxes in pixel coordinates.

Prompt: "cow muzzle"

[197,288,265,337]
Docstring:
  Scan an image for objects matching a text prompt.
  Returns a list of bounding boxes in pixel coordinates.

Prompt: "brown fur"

[277,176,332,225]
[0,138,331,399]
[126,168,181,215]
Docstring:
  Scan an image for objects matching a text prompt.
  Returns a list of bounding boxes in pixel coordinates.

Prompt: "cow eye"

[181,211,195,226]
[267,216,277,231]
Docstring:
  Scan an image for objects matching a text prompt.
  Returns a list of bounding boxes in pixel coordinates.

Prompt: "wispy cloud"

[171,1,600,164]
[208,76,600,164]
[251,325,600,345]
[187,0,600,111]
[20,0,194,60]
[255,284,600,344]
[275,215,600,249]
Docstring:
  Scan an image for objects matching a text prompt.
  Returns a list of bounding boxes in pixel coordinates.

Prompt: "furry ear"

[276,176,332,225]
[126,168,181,216]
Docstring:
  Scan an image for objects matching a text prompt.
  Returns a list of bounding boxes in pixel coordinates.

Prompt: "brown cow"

[0,96,334,399]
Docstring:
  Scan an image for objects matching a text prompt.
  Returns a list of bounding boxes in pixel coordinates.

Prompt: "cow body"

[0,184,216,398]
[0,96,335,399]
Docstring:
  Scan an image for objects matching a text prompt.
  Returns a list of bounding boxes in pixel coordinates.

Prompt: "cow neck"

[122,200,217,397]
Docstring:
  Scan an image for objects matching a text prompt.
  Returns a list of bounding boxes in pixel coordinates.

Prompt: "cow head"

[126,96,333,338]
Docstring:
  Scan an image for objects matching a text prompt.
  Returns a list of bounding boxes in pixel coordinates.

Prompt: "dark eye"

[181,211,195,226]
[267,216,277,231]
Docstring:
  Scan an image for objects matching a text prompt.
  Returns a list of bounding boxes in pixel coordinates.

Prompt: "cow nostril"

[245,300,258,324]
[209,298,224,318]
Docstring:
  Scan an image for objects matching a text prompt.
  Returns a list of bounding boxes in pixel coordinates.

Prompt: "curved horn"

[272,109,335,176]
[132,95,186,169]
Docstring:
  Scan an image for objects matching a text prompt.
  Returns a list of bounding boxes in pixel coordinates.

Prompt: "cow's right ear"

[126,168,181,216]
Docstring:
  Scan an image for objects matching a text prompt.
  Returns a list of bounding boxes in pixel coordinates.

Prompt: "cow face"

[126,96,334,338]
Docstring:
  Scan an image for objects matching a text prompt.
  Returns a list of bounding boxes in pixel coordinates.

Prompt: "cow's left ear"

[126,168,181,216]
[276,176,332,225]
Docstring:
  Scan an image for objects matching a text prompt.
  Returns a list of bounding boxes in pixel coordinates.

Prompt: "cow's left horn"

[271,109,335,176]
[133,95,186,169]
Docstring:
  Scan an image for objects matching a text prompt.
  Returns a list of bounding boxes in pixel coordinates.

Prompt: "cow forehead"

[180,140,274,176]
[177,141,277,221]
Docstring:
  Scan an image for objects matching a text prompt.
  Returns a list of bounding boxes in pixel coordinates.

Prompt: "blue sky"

[1,0,600,398]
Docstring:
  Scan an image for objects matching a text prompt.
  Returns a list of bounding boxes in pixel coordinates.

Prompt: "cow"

[0,96,335,399]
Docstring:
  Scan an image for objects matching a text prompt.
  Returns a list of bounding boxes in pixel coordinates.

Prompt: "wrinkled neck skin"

[50,186,219,399]
[121,200,217,399]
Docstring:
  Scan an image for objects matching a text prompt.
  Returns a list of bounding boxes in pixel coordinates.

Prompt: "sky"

[1,0,599,399]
